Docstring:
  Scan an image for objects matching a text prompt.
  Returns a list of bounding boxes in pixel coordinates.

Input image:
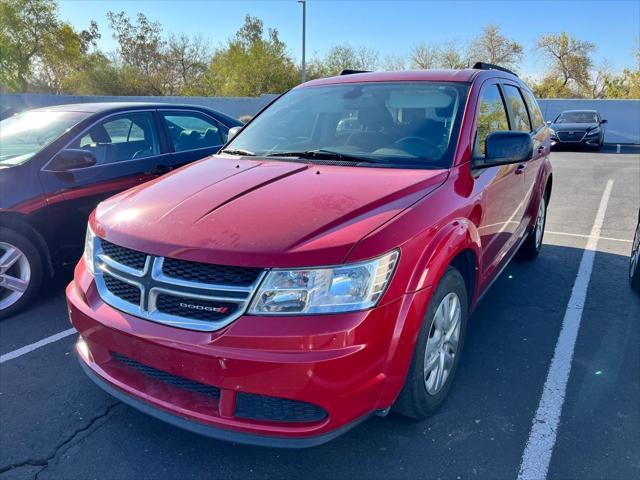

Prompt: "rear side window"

[475,84,509,156]
[502,85,531,132]
[161,112,223,152]
[522,89,546,131]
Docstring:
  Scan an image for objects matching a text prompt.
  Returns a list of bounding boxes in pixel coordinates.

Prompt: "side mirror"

[473,131,533,169]
[600,119,608,124]
[228,126,242,141]
[50,149,96,171]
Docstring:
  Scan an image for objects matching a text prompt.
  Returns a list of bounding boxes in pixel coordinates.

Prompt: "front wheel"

[517,194,547,261]
[0,228,43,319]
[393,266,468,419]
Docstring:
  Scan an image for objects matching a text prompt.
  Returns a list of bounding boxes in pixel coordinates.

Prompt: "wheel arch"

[407,218,481,305]
[0,212,54,277]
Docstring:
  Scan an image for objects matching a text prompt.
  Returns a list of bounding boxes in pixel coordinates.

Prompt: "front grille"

[162,257,262,287]
[94,238,263,331]
[113,353,220,397]
[235,393,328,423]
[103,274,141,305]
[155,294,238,321]
[557,131,586,142]
[114,353,326,423]
[100,240,147,270]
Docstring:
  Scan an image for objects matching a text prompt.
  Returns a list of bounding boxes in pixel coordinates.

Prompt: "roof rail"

[472,62,518,77]
[340,69,370,76]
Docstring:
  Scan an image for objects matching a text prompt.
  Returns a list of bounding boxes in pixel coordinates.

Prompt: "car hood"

[94,156,448,268]
[550,122,598,131]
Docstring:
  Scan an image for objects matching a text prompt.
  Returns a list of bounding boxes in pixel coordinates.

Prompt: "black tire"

[0,228,43,320]
[393,266,468,419]
[517,194,548,261]
[630,216,640,293]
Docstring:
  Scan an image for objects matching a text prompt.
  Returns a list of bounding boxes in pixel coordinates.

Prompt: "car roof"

[559,109,599,114]
[298,68,520,88]
[24,102,242,127]
[28,102,218,114]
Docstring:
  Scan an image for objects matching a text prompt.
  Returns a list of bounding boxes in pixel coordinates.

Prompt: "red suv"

[67,64,552,447]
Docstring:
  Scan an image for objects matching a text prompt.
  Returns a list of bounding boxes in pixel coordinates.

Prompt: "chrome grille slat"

[93,239,265,332]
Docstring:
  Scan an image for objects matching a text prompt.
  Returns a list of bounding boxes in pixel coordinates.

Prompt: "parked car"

[630,209,640,292]
[548,109,607,150]
[67,64,552,447]
[0,103,241,318]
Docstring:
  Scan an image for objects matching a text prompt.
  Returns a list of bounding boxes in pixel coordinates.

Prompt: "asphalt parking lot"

[1,146,639,480]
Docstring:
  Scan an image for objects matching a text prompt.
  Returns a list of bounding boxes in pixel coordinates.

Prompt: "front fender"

[406,218,481,295]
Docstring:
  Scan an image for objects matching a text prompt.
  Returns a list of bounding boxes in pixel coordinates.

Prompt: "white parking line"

[0,327,76,364]
[546,230,632,243]
[518,179,614,480]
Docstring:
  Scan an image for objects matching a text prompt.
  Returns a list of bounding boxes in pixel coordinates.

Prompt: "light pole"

[297,0,306,83]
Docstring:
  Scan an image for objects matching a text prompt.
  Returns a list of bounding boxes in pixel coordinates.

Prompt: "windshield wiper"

[220,148,256,156]
[265,149,385,164]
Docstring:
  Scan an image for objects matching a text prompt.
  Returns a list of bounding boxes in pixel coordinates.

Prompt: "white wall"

[2,94,639,144]
[538,99,640,144]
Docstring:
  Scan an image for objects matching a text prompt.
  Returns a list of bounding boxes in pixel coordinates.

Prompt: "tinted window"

[162,113,223,152]
[502,85,531,132]
[522,89,546,130]
[225,82,470,169]
[475,84,509,156]
[71,112,160,165]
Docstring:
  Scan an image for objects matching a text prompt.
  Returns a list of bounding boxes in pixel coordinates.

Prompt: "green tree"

[536,32,595,89]
[437,41,471,69]
[470,24,523,70]
[310,44,379,77]
[0,0,97,92]
[205,15,298,96]
[411,43,439,70]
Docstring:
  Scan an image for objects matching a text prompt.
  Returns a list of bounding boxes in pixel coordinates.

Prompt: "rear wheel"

[393,267,468,419]
[517,194,547,261]
[0,228,43,319]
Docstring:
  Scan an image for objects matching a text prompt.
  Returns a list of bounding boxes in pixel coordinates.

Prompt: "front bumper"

[67,259,431,446]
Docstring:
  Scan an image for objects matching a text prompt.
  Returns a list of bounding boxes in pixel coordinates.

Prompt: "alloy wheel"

[0,242,31,310]
[424,292,461,395]
[535,198,546,249]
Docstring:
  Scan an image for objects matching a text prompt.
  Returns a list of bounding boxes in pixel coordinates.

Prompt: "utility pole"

[298,0,306,83]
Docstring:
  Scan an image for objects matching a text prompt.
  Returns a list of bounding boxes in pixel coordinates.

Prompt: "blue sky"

[59,0,640,77]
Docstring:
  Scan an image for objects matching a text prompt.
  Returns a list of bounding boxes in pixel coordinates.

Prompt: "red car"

[67,64,552,447]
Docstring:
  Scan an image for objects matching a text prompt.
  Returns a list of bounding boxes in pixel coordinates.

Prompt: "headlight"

[588,126,601,135]
[249,250,399,315]
[548,127,556,136]
[83,225,96,274]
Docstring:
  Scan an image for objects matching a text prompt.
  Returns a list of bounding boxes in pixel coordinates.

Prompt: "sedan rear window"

[0,111,90,166]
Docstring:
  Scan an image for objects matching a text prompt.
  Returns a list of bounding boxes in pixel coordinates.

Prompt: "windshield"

[0,110,90,166]
[555,111,598,124]
[225,82,469,169]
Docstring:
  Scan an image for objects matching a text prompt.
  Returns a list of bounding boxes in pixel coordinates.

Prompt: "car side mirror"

[50,149,96,171]
[600,119,608,124]
[473,131,533,170]
[227,126,242,141]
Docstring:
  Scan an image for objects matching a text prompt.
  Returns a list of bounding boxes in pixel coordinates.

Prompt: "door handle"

[515,164,526,175]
